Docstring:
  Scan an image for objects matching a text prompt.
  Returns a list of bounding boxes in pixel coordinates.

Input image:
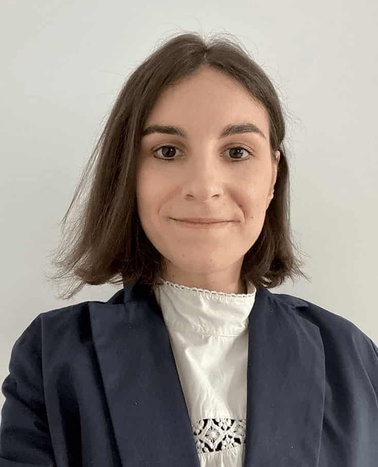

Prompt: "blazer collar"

[89,282,325,467]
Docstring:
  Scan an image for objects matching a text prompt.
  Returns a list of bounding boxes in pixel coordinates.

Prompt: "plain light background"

[1,0,377,413]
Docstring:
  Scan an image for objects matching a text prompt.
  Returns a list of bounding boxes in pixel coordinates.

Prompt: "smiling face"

[136,65,280,294]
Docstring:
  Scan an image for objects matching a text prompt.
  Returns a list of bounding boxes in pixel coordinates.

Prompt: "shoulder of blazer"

[16,288,127,356]
[269,290,378,390]
[270,290,373,342]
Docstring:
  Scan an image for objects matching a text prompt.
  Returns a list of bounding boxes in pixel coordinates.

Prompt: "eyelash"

[152,145,254,162]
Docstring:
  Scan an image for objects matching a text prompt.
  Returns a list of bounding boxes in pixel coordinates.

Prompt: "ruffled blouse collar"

[153,279,256,336]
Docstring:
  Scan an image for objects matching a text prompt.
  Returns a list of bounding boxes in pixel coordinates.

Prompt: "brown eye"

[226,147,252,160]
[153,145,181,160]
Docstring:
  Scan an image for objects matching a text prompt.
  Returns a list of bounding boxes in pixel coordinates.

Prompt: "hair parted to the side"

[46,30,310,300]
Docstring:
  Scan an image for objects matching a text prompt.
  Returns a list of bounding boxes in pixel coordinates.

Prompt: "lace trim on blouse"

[192,417,246,454]
[158,279,255,299]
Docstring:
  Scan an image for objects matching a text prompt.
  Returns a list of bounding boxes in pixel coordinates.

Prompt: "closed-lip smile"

[173,218,230,224]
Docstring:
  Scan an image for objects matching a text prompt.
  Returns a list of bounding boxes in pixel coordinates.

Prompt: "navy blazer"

[1,282,378,467]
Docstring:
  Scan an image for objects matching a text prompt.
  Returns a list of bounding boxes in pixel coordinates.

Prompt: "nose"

[180,158,224,200]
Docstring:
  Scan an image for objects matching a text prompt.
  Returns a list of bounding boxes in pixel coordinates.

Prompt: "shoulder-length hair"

[48,31,309,300]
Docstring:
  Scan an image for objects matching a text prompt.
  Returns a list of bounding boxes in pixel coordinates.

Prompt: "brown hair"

[47,30,309,300]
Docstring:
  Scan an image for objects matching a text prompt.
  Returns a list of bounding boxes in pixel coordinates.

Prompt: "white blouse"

[153,279,256,467]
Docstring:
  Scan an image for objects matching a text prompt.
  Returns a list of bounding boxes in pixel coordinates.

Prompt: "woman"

[1,32,377,467]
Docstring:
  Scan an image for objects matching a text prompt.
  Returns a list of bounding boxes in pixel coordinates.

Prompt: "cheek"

[136,169,152,222]
[136,166,159,205]
[136,165,168,227]
[237,182,268,216]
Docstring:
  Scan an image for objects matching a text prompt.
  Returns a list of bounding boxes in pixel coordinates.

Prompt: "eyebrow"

[141,122,266,140]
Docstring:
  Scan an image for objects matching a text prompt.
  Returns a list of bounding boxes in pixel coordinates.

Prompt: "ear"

[266,150,281,209]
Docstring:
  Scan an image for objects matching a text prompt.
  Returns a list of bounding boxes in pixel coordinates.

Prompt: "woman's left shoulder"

[272,290,378,368]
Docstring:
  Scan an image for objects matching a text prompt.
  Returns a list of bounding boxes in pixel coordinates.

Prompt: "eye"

[153,145,181,160]
[226,146,253,160]
[152,145,253,161]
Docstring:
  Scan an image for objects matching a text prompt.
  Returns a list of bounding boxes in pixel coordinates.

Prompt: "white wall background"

[1,0,377,413]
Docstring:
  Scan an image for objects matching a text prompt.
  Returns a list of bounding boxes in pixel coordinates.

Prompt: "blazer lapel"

[89,282,201,467]
[89,283,325,467]
[243,288,325,466]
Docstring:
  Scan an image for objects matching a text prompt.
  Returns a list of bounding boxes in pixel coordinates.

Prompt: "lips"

[173,218,229,224]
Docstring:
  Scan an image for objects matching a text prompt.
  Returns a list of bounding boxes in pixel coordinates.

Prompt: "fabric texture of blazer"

[1,281,378,467]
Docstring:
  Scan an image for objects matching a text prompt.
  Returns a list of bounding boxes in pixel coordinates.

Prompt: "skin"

[136,65,280,295]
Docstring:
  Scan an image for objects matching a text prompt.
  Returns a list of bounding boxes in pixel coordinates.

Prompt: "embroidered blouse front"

[153,279,256,467]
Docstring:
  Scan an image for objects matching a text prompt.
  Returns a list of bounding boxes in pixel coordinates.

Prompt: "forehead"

[145,67,270,139]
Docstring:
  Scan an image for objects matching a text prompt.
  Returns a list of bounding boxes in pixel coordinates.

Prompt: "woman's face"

[136,66,280,293]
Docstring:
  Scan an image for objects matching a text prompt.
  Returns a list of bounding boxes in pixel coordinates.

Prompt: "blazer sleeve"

[0,315,56,466]
[367,337,378,396]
